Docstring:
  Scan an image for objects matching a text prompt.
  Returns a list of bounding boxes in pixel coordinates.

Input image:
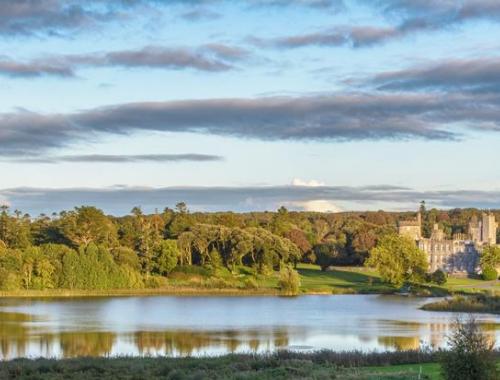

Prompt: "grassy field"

[1,264,498,298]
[0,352,443,380]
[297,264,396,294]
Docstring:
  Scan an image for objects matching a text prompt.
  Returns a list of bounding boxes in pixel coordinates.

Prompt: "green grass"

[444,276,500,294]
[297,264,396,294]
[362,363,441,380]
[1,264,498,298]
[0,354,442,380]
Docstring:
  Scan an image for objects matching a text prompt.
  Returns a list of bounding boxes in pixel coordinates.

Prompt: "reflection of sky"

[0,295,499,359]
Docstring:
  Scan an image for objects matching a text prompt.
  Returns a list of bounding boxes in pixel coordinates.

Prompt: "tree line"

[1,203,499,291]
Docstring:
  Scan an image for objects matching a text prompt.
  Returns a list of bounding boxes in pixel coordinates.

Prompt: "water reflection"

[0,325,294,359]
[0,295,498,359]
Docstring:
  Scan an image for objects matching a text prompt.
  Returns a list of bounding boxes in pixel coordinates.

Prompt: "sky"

[1,0,500,215]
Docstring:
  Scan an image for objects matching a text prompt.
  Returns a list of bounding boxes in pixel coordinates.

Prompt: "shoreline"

[421,294,500,315]
[0,286,282,298]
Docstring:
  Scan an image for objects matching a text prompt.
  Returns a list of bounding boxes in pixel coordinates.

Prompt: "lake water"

[0,295,498,359]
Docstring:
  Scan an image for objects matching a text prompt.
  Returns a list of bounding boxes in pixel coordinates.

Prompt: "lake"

[0,295,498,359]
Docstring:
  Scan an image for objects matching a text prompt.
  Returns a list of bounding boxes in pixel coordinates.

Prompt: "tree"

[441,316,498,380]
[313,243,339,271]
[481,266,498,281]
[480,245,500,270]
[58,207,117,247]
[112,246,141,270]
[285,229,312,257]
[430,269,447,285]
[366,234,428,287]
[278,266,300,296]
[153,240,179,275]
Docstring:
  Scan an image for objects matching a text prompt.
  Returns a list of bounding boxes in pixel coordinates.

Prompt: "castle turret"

[481,213,498,245]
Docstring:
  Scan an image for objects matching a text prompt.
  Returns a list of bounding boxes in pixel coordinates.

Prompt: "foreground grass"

[0,351,442,380]
[1,264,498,298]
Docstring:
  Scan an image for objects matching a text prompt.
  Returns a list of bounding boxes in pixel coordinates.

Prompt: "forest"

[0,202,499,291]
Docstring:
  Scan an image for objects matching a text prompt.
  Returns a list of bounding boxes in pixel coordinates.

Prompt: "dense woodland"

[1,202,499,291]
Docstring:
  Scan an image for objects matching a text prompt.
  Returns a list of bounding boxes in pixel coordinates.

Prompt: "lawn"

[297,264,396,294]
[362,363,442,380]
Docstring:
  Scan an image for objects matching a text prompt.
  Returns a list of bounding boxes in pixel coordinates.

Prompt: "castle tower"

[481,213,498,245]
[468,215,482,243]
[398,210,422,241]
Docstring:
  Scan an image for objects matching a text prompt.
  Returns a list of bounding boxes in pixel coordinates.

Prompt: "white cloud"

[291,178,325,187]
[288,199,343,213]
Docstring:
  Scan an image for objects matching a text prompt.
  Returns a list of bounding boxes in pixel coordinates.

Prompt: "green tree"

[366,234,428,287]
[441,316,498,380]
[58,207,117,248]
[313,243,339,271]
[481,266,498,281]
[430,269,447,285]
[153,240,179,275]
[480,245,500,270]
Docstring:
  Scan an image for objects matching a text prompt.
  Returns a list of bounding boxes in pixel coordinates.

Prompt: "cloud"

[288,199,343,212]
[0,58,74,78]
[2,184,500,215]
[368,57,500,93]
[2,92,480,155]
[250,0,343,9]
[0,44,249,78]
[253,1,500,49]
[0,0,121,36]
[291,178,325,187]
[252,26,401,49]
[0,0,344,37]
[180,8,222,21]
[4,153,224,164]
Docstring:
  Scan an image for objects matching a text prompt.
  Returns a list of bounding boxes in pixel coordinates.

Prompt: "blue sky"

[1,0,500,215]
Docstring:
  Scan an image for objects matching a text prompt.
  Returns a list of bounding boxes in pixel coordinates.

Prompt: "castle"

[398,210,498,274]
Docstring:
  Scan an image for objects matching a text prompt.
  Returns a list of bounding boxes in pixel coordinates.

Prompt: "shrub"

[243,277,258,290]
[278,266,300,296]
[431,269,447,285]
[440,316,498,380]
[481,266,498,281]
[145,276,166,289]
[0,269,20,291]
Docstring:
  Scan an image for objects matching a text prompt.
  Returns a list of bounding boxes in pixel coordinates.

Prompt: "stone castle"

[398,210,498,274]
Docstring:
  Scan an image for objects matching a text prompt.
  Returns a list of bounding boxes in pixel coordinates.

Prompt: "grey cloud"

[0,58,74,78]
[257,1,500,49]
[1,184,499,216]
[0,0,343,37]
[0,44,249,78]
[257,26,400,49]
[380,0,500,22]
[0,0,120,36]
[250,0,343,9]
[180,8,222,21]
[101,45,238,72]
[0,92,473,155]
[369,58,500,92]
[4,153,224,164]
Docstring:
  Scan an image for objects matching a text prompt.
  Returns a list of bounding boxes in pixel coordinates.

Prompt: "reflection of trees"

[0,312,33,359]
[378,336,420,350]
[59,332,115,357]
[134,329,290,356]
